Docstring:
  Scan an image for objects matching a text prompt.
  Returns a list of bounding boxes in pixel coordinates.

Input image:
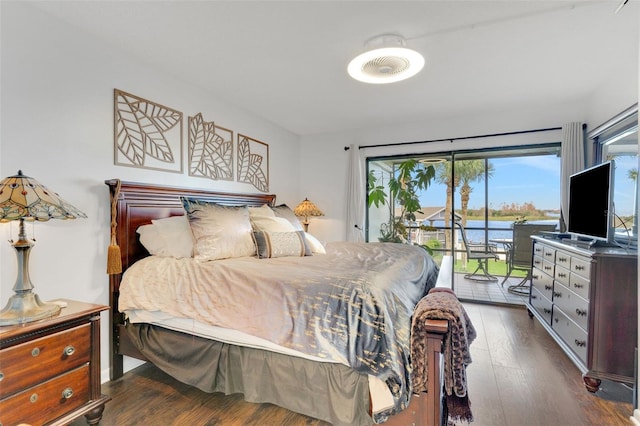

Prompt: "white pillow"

[248,204,277,218]
[136,216,194,258]
[181,198,255,262]
[251,216,296,233]
[305,232,326,254]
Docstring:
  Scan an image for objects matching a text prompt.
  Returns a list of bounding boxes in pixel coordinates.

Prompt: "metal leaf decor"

[188,113,233,180]
[237,134,269,192]
[114,89,183,173]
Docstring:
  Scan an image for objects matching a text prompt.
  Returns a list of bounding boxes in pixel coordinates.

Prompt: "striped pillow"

[253,230,311,258]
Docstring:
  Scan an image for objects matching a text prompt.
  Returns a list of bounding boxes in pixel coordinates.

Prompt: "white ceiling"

[31,1,639,136]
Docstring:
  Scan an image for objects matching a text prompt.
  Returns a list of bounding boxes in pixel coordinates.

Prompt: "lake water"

[429,219,559,243]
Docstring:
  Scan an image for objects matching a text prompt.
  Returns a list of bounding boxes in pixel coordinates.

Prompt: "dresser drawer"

[554,264,570,287]
[0,364,90,426]
[542,246,556,263]
[0,323,90,398]
[570,256,591,280]
[568,273,590,301]
[533,243,545,257]
[553,307,588,364]
[530,287,553,325]
[531,267,554,301]
[540,259,555,278]
[555,250,571,269]
[532,254,544,270]
[553,286,589,332]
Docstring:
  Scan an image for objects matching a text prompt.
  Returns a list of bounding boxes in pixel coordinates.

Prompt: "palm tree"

[458,160,493,226]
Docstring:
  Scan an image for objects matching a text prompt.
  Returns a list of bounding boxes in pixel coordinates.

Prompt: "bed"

[106,179,452,426]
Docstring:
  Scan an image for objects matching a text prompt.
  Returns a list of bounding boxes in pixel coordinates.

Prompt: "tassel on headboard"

[107,179,122,275]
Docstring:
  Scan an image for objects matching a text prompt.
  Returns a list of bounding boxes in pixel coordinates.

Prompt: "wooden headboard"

[105,179,276,379]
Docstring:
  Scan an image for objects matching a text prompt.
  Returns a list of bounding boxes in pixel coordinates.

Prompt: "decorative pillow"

[248,204,277,218]
[253,230,311,259]
[181,197,255,262]
[251,216,296,233]
[305,232,326,254]
[272,204,304,231]
[136,215,194,258]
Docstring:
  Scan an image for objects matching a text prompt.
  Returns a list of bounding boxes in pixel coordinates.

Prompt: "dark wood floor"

[74,304,634,426]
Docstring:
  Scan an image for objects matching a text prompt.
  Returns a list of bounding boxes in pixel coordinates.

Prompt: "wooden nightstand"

[0,300,110,425]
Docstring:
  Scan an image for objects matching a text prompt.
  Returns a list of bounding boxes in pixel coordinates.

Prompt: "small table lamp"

[293,198,324,232]
[0,170,87,325]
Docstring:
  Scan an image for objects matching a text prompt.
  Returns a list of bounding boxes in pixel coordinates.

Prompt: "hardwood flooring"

[74,304,634,426]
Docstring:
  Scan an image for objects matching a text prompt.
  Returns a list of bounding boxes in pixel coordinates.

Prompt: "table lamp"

[293,198,324,232]
[0,170,86,325]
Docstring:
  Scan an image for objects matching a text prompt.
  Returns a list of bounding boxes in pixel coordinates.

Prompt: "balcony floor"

[453,273,529,306]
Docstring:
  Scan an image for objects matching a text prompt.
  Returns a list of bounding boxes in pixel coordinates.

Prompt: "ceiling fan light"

[347,35,425,84]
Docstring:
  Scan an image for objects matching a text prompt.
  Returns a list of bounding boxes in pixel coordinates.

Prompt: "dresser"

[527,236,637,392]
[0,300,110,425]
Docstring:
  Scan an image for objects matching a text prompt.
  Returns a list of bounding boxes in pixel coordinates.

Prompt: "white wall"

[0,3,300,381]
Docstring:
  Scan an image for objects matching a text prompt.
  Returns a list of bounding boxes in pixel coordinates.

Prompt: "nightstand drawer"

[0,364,90,426]
[0,323,90,398]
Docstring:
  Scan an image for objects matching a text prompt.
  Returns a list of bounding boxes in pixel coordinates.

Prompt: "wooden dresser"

[0,300,110,425]
[527,236,637,391]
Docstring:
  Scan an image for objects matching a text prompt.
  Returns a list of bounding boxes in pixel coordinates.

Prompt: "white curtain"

[560,122,586,231]
[346,144,365,241]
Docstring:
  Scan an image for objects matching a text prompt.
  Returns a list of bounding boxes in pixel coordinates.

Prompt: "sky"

[417,154,636,217]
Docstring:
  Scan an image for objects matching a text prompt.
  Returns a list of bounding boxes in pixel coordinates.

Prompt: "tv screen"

[567,160,615,243]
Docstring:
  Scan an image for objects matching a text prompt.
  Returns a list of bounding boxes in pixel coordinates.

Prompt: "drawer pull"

[30,393,38,403]
[544,285,552,291]
[545,252,552,257]
[574,265,585,271]
[31,347,40,357]
[557,272,567,278]
[62,387,74,399]
[544,266,552,271]
[543,308,551,314]
[558,256,568,262]
[553,291,562,298]
[576,309,587,317]
[531,294,537,300]
[63,345,76,357]
[574,339,586,347]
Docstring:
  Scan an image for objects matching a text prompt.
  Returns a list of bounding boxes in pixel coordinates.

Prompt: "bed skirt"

[126,323,372,426]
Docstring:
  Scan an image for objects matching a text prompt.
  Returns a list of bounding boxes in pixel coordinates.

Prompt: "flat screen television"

[567,160,615,244]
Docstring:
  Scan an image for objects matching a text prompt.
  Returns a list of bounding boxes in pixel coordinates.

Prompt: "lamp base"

[0,291,61,326]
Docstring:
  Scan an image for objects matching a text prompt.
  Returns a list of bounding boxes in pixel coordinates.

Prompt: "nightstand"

[0,299,110,425]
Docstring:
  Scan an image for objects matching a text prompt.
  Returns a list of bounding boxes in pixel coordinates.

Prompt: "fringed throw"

[107,179,122,274]
[411,288,476,424]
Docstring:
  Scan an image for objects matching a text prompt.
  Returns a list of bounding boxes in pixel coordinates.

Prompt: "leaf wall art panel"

[188,113,233,181]
[237,134,269,192]
[114,89,183,173]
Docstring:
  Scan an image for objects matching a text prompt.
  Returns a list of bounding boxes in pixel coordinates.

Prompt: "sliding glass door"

[366,144,561,304]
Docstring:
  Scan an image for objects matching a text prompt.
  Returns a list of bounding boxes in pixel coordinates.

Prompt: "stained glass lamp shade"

[293,198,324,232]
[0,170,86,325]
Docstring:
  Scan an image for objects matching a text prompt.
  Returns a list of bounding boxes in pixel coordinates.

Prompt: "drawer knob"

[31,347,40,357]
[63,345,76,357]
[62,387,74,399]
[30,393,38,403]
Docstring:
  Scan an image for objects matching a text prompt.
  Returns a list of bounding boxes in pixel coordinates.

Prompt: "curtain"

[346,144,365,241]
[560,122,586,231]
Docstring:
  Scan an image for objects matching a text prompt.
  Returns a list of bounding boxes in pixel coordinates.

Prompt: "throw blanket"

[411,288,476,423]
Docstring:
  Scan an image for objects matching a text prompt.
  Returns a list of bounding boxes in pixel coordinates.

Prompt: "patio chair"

[455,222,499,282]
[503,223,557,294]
